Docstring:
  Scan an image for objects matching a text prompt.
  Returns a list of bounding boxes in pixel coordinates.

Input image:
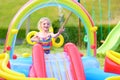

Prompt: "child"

[31,17,64,54]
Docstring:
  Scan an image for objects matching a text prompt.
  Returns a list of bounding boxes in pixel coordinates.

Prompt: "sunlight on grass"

[0,45,4,53]
[14,45,33,56]
[13,45,64,56]
[0,44,105,68]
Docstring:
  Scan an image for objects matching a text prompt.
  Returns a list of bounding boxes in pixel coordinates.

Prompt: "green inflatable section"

[97,21,120,53]
[4,0,96,56]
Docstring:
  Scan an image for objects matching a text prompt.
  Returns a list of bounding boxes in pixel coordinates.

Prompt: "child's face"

[41,20,50,31]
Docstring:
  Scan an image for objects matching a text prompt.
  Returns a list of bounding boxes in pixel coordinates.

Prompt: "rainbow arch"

[4,0,97,58]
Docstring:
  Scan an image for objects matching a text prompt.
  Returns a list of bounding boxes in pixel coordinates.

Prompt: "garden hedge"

[0,24,115,47]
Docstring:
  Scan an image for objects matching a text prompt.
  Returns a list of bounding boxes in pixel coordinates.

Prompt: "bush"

[96,24,114,47]
[0,28,7,38]
[0,24,116,48]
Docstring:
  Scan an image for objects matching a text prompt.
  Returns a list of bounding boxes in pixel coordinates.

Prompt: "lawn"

[0,44,105,69]
[0,0,118,70]
[0,0,120,29]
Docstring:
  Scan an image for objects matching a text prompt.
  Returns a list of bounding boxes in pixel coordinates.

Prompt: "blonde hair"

[37,17,51,30]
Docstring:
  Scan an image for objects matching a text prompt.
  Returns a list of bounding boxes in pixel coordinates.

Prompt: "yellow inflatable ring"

[52,34,64,47]
[49,26,54,32]
[26,31,37,45]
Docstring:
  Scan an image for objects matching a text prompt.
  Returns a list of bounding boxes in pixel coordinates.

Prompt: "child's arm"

[51,27,64,38]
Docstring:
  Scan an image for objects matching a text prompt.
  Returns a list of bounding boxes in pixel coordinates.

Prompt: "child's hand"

[31,35,40,43]
[58,27,65,34]
[35,36,40,39]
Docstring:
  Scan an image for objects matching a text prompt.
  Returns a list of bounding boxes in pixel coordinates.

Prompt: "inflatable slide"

[106,76,120,80]
[97,21,120,53]
[29,43,85,80]
[64,43,86,80]
[104,50,120,80]
[0,53,55,80]
[104,50,120,74]
[29,44,46,77]
[0,53,26,79]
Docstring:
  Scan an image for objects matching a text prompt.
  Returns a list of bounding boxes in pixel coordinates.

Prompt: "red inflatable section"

[64,43,86,80]
[29,44,46,77]
[104,57,120,74]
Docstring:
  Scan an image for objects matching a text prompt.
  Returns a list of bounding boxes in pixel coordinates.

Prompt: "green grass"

[81,0,120,25]
[0,0,120,30]
[0,44,105,69]
[0,0,118,69]
[0,45,4,53]
[0,0,28,29]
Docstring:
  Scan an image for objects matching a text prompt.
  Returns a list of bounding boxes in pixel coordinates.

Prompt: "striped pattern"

[39,35,52,50]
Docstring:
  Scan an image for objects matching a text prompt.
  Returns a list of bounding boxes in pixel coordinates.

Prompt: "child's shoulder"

[49,32,53,34]
[49,32,54,35]
[35,32,42,36]
[37,32,42,34]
